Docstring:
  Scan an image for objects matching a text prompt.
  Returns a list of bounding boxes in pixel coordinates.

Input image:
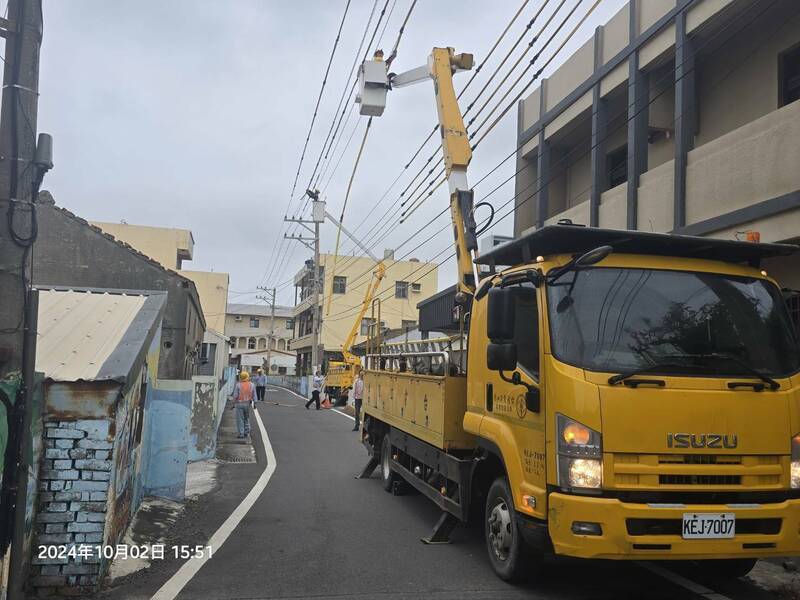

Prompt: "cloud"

[38,0,625,306]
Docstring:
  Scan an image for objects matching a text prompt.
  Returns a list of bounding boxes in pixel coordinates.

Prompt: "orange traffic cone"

[321,394,333,409]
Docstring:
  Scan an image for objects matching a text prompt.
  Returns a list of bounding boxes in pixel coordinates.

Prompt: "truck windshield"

[546,267,800,378]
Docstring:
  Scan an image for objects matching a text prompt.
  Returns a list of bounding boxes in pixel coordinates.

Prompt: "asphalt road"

[133,386,788,600]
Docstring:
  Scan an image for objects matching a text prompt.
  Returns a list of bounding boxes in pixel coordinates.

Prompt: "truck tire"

[380,435,397,492]
[704,558,757,579]
[484,477,537,582]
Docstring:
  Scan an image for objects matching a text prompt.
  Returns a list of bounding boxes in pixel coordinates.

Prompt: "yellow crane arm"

[341,261,386,365]
[429,47,479,296]
[357,46,479,297]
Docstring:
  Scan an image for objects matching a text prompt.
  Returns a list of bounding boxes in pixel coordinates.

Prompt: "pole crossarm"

[284,234,314,252]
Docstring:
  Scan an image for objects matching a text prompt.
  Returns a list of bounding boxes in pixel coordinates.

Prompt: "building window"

[360,318,375,336]
[333,276,347,294]
[411,283,421,293]
[229,336,237,349]
[258,338,267,350]
[238,338,247,349]
[607,145,627,189]
[395,281,409,299]
[780,43,800,106]
[250,317,260,328]
[402,320,417,330]
[248,337,256,350]
[286,318,294,330]
[200,343,209,361]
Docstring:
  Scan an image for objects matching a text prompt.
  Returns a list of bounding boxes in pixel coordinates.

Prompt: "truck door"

[481,283,548,520]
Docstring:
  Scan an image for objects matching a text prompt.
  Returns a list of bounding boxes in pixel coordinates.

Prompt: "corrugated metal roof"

[35,289,165,383]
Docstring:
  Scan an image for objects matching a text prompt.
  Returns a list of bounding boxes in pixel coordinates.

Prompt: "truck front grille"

[609,453,786,490]
[659,474,741,486]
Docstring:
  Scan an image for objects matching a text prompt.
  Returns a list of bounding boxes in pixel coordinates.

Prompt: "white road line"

[638,563,733,600]
[269,385,355,421]
[331,407,355,421]
[152,406,276,600]
[268,385,305,401]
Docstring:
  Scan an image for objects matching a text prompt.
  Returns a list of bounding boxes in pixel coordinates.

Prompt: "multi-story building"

[89,219,232,382]
[514,0,800,290]
[226,303,295,360]
[90,221,230,333]
[290,253,438,374]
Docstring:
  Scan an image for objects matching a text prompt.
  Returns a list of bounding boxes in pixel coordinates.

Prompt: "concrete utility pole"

[257,287,277,375]
[0,0,43,380]
[284,193,325,376]
[0,2,46,597]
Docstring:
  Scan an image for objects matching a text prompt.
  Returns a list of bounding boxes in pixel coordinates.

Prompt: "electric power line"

[320,0,775,323]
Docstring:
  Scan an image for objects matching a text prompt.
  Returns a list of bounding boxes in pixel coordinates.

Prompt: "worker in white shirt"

[305,370,325,410]
[352,370,364,431]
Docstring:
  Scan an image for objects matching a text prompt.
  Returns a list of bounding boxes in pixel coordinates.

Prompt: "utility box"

[356,58,388,117]
[312,200,325,224]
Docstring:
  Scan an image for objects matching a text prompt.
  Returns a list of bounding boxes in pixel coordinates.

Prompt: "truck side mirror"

[487,287,515,341]
[487,343,517,371]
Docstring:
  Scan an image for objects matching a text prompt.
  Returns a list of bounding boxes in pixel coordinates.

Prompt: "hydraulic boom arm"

[341,261,386,365]
[358,47,480,297]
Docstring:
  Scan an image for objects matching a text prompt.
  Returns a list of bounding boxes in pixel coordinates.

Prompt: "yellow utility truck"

[325,261,385,403]
[354,47,800,582]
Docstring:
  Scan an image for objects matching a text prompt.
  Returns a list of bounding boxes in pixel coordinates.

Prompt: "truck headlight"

[792,434,800,489]
[557,414,602,490]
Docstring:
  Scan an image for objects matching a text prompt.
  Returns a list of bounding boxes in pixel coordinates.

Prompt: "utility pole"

[256,286,276,375]
[0,0,43,379]
[0,1,48,598]
[284,192,325,377]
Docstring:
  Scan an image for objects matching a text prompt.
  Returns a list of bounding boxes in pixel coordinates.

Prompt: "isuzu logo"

[667,433,738,449]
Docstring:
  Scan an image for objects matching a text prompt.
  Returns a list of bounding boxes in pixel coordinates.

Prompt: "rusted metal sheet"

[44,381,119,420]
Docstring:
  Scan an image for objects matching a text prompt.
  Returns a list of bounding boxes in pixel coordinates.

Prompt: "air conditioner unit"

[235,316,243,322]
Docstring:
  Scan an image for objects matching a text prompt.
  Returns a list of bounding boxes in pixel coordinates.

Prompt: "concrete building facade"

[290,254,438,374]
[89,221,194,270]
[89,221,229,336]
[225,303,295,359]
[514,0,800,287]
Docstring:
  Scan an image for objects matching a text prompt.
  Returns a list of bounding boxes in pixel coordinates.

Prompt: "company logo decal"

[667,433,738,449]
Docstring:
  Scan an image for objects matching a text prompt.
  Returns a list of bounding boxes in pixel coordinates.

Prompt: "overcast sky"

[39,0,626,309]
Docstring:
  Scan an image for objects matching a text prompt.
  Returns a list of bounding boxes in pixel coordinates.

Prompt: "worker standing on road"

[254,368,267,402]
[232,371,257,438]
[352,370,364,431]
[305,370,325,410]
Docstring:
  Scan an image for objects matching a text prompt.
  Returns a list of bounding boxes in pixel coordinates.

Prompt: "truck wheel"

[704,558,757,579]
[380,435,397,492]
[485,477,536,582]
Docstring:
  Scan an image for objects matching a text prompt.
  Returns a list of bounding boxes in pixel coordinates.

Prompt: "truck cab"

[360,224,800,583]
[467,224,800,578]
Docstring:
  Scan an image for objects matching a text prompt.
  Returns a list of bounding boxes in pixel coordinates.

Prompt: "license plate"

[682,513,735,539]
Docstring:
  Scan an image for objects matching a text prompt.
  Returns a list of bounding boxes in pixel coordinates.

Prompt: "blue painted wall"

[267,375,308,397]
[140,383,191,502]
